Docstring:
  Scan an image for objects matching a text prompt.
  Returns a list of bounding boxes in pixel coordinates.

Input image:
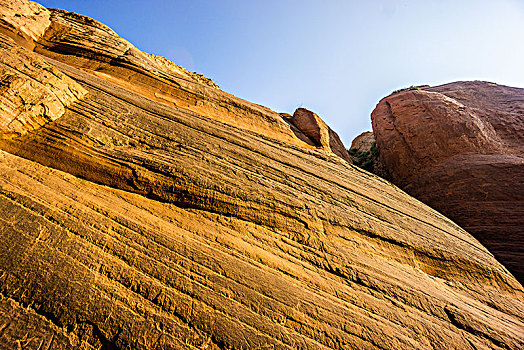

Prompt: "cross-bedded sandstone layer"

[0,1,523,349]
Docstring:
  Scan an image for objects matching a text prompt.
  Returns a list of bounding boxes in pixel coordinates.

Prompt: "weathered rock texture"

[350,131,375,151]
[0,1,523,349]
[287,108,352,162]
[372,81,524,282]
[348,131,389,178]
[30,5,343,154]
[0,0,49,43]
[0,34,86,138]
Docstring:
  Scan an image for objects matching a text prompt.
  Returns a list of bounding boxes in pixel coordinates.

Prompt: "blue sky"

[38,0,524,145]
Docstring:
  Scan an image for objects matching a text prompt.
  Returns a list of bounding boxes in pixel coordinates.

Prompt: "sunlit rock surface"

[287,108,352,163]
[0,1,523,349]
[0,34,86,139]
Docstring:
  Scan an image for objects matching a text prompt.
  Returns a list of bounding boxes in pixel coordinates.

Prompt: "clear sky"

[37,0,524,146]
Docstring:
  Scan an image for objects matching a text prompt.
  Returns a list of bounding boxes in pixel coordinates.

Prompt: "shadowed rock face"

[372,81,524,282]
[0,1,523,349]
[350,131,375,151]
[287,108,352,162]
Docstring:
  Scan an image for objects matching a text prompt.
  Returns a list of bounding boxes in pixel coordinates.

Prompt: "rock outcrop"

[372,81,524,282]
[348,131,389,178]
[29,4,344,154]
[0,1,523,349]
[350,131,375,151]
[287,108,352,162]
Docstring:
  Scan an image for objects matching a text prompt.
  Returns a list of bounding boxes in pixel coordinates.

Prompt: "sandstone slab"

[0,2,522,349]
[34,8,333,152]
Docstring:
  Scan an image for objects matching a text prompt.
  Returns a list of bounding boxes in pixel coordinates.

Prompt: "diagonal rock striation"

[0,1,522,349]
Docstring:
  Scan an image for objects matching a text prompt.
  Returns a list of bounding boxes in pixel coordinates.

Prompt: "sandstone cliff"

[372,81,524,283]
[28,5,347,157]
[0,1,523,349]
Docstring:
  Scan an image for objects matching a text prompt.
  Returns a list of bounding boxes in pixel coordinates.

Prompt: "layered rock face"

[0,34,86,138]
[0,0,49,43]
[0,1,523,349]
[31,6,335,152]
[372,81,524,282]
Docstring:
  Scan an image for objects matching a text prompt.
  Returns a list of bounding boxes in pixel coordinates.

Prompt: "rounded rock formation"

[372,81,524,282]
[288,108,352,162]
